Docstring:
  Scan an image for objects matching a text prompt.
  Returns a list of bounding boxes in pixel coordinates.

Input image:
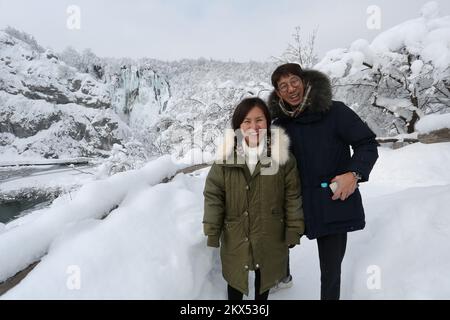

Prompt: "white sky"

[0,0,449,62]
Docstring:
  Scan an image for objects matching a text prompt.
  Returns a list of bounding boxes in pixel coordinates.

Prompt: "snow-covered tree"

[60,47,105,80]
[3,26,44,53]
[366,52,449,133]
[316,2,450,135]
[273,26,319,68]
[94,141,149,178]
[59,46,82,70]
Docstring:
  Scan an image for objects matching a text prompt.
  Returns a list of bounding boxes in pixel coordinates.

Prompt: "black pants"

[285,232,347,300]
[227,269,269,300]
[317,232,347,300]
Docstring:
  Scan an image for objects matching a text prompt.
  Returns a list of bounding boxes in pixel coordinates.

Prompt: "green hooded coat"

[203,126,305,295]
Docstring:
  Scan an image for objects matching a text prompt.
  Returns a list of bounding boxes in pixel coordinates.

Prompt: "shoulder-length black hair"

[231,97,272,131]
[231,97,272,157]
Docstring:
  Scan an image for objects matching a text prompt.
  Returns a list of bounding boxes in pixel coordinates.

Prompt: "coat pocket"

[320,189,363,223]
[223,219,240,230]
[222,219,244,251]
[265,210,285,242]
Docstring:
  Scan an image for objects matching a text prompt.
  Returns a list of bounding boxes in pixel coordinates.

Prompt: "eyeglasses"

[277,76,303,93]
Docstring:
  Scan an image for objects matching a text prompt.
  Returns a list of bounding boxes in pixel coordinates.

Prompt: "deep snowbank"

[1,143,450,299]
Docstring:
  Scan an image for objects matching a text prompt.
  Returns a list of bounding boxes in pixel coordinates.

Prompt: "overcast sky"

[0,0,449,62]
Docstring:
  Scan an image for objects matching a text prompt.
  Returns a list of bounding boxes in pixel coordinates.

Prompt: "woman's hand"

[331,172,358,201]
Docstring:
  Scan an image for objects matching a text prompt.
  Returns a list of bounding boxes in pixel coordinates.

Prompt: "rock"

[70,79,82,92]
[22,83,71,104]
[418,128,450,144]
[0,110,62,138]
[0,29,170,160]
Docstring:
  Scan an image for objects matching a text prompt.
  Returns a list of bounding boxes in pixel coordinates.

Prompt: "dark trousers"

[317,232,347,300]
[227,269,269,300]
[285,232,347,300]
[286,254,290,278]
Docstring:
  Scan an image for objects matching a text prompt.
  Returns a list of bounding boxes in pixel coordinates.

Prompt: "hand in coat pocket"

[331,172,358,201]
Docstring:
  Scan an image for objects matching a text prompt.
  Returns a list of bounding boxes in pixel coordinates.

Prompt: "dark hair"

[231,97,271,131]
[271,63,303,89]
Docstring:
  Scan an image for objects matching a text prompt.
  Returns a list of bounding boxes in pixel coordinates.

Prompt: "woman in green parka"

[203,97,305,300]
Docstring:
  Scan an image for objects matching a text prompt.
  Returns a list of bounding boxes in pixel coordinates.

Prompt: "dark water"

[0,164,90,224]
[0,166,56,224]
[0,198,53,224]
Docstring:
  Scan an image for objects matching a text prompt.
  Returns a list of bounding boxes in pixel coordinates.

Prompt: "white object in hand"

[329,181,338,193]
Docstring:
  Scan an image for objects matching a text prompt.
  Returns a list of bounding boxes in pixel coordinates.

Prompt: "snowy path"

[0,165,96,194]
[1,143,450,299]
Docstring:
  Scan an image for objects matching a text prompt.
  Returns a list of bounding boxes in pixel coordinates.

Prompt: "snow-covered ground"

[1,142,450,299]
[416,113,450,134]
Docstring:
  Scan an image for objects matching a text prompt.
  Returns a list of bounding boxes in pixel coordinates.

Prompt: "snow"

[0,164,96,194]
[319,2,450,138]
[416,113,450,133]
[370,3,450,71]
[421,28,450,71]
[370,19,428,55]
[0,91,131,160]
[1,142,450,299]
[410,59,424,76]
[314,48,353,78]
[0,28,173,160]
[349,39,375,65]
[0,155,181,284]
[316,2,450,78]
[4,172,213,299]
[345,184,450,299]
[373,97,416,120]
[0,157,91,167]
[421,1,440,19]
[1,26,276,159]
[359,142,450,198]
[1,1,450,299]
[174,147,215,167]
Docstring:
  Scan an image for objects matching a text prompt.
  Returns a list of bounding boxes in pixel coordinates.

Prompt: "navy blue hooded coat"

[269,69,379,239]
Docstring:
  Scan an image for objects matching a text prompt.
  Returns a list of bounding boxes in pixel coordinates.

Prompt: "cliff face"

[0,29,275,161]
[0,29,170,159]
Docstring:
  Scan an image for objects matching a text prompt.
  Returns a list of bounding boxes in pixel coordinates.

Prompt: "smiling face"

[240,106,268,147]
[276,74,305,107]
